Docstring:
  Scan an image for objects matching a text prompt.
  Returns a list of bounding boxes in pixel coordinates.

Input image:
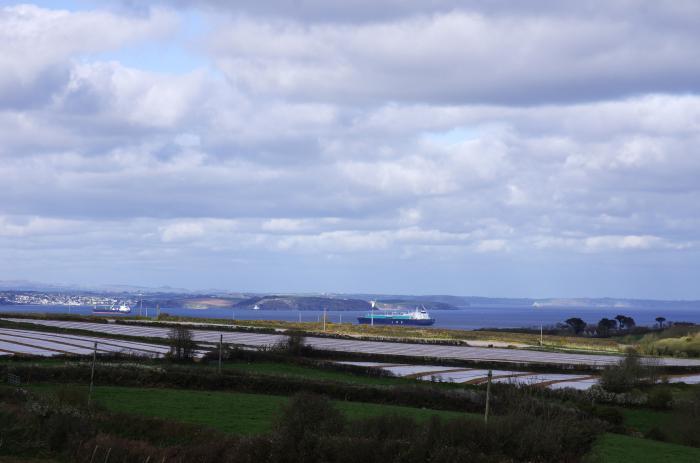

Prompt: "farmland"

[1,315,700,462]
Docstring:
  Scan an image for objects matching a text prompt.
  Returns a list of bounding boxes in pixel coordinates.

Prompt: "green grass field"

[221,361,410,386]
[32,385,472,435]
[587,433,700,463]
[622,408,673,434]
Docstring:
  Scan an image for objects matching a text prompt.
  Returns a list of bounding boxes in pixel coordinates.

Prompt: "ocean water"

[1,304,699,330]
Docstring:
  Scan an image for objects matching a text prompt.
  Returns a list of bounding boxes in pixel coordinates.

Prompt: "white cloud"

[531,235,692,253]
[208,11,700,104]
[159,221,206,242]
[0,216,78,237]
[474,239,508,253]
[0,5,178,106]
[57,62,208,128]
[2,1,700,296]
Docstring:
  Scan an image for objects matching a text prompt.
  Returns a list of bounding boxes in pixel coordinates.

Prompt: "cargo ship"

[357,304,435,326]
[92,303,131,314]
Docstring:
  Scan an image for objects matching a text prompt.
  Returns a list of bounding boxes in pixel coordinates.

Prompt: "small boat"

[93,303,131,314]
[358,303,435,326]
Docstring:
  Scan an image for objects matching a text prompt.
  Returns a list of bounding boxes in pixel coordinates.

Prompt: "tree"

[615,315,626,330]
[565,317,587,335]
[656,317,666,329]
[168,325,196,361]
[615,315,636,331]
[597,318,617,337]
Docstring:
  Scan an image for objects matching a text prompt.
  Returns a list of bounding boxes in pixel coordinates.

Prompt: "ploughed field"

[0,327,208,358]
[6,317,700,368]
[338,361,700,389]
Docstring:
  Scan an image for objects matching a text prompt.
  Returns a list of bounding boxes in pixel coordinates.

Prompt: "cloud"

[0,5,177,108]
[159,221,206,242]
[2,1,700,296]
[207,10,700,105]
[57,61,209,128]
[0,216,79,238]
[474,239,508,253]
[531,235,693,252]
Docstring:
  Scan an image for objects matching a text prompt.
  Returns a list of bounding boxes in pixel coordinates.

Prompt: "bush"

[590,405,624,427]
[645,427,668,442]
[271,393,345,462]
[666,388,700,448]
[273,331,313,356]
[647,387,673,410]
[600,349,658,393]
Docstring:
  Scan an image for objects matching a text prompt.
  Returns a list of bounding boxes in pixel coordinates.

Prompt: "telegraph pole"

[540,324,544,346]
[484,369,492,425]
[88,342,97,407]
[218,334,223,374]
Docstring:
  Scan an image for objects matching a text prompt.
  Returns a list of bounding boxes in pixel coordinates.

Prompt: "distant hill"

[375,299,458,310]
[2,280,699,311]
[235,295,371,311]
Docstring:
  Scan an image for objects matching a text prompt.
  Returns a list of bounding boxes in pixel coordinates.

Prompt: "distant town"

[0,291,124,307]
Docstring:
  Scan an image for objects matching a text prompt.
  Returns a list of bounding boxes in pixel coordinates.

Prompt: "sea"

[2,304,699,330]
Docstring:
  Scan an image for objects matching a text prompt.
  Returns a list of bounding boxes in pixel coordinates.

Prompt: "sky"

[1,0,699,298]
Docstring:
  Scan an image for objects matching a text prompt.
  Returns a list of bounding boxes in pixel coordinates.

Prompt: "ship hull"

[357,317,435,326]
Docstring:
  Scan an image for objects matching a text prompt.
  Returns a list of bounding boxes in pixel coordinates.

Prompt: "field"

[157,314,627,353]
[221,361,410,386]
[13,318,693,369]
[3,314,700,462]
[588,433,700,463]
[31,384,472,435]
[622,408,673,434]
[31,383,700,462]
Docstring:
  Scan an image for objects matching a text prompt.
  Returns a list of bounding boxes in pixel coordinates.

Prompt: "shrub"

[666,388,700,448]
[647,387,673,410]
[600,349,658,393]
[645,427,668,442]
[273,331,313,356]
[591,405,624,427]
[271,393,345,462]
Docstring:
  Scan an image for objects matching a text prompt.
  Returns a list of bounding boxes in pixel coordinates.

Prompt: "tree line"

[564,314,670,337]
